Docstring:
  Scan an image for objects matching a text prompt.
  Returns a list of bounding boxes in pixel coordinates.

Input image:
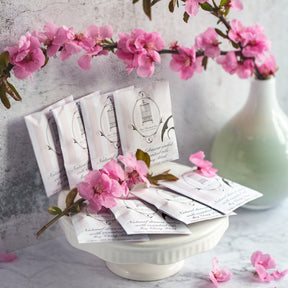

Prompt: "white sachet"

[110,198,191,235]
[79,91,121,169]
[52,101,90,189]
[132,187,226,225]
[160,170,263,214]
[24,95,73,197]
[113,81,179,164]
[71,207,149,243]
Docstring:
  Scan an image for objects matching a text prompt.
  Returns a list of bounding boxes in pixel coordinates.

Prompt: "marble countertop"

[1,199,288,288]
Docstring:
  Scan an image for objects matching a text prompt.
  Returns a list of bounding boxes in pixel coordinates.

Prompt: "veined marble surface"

[1,199,288,288]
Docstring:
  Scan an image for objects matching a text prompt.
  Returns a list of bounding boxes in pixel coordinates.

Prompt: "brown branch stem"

[36,198,85,239]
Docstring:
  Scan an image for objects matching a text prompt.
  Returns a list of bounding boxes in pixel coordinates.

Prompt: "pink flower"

[195,27,220,58]
[5,32,45,81]
[170,45,203,80]
[35,23,82,60]
[189,151,217,177]
[251,251,277,270]
[77,169,125,212]
[101,159,129,197]
[228,19,246,44]
[0,253,18,262]
[185,0,209,16]
[216,51,254,79]
[137,50,161,77]
[77,25,113,70]
[226,0,243,11]
[118,152,149,189]
[258,54,278,78]
[116,29,164,77]
[208,257,232,287]
[241,25,271,61]
[251,251,288,283]
[53,26,82,62]
[228,20,270,61]
[32,22,60,57]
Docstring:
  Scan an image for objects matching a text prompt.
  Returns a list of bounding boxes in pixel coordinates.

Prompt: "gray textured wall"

[1,0,287,250]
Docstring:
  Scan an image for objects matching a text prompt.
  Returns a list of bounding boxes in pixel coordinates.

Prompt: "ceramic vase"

[211,77,288,209]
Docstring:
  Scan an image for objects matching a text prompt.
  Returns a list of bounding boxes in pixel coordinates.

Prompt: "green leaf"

[231,41,240,49]
[215,28,227,39]
[224,6,230,17]
[143,0,152,20]
[199,2,213,11]
[183,11,190,23]
[136,149,151,168]
[220,0,231,6]
[48,206,63,215]
[0,51,10,67]
[66,188,78,208]
[0,84,10,109]
[148,172,178,182]
[151,0,161,5]
[202,56,208,70]
[133,0,140,3]
[168,0,177,13]
[7,81,21,101]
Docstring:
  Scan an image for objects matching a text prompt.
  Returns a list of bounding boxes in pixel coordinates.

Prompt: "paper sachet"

[25,95,73,196]
[79,91,121,169]
[160,170,263,214]
[71,207,149,243]
[132,187,227,225]
[113,81,179,164]
[52,101,91,189]
[110,198,191,235]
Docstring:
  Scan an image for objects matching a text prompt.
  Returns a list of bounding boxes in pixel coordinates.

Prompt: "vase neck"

[243,78,279,114]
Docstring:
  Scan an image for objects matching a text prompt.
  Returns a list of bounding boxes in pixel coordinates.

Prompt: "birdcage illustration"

[131,90,162,143]
[140,99,153,124]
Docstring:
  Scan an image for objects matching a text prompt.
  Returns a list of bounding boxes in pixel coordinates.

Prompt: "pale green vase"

[211,77,288,209]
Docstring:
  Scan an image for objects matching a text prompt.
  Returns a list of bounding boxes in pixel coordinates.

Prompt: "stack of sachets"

[26,80,178,197]
[26,80,262,244]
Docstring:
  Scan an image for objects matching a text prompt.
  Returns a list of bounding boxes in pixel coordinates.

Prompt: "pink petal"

[47,44,61,57]
[84,25,100,38]
[229,0,243,11]
[77,182,94,200]
[13,65,30,80]
[0,253,18,262]
[255,265,274,283]
[43,22,58,38]
[189,151,205,165]
[208,271,219,287]
[137,60,155,77]
[78,54,92,70]
[185,0,200,16]
[102,159,125,181]
[118,153,136,173]
[99,194,117,209]
[99,25,113,39]
[271,269,288,280]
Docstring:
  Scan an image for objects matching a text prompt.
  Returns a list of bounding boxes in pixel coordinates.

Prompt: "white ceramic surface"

[58,162,229,281]
[211,78,288,209]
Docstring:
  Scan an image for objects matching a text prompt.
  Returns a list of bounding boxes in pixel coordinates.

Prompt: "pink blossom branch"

[0,0,277,108]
